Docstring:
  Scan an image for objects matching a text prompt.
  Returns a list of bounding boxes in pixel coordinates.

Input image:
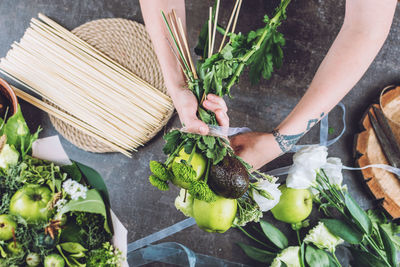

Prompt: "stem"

[165,141,185,166]
[365,236,391,267]
[332,252,342,267]
[237,226,270,248]
[203,158,211,183]
[187,143,196,165]
[296,229,301,246]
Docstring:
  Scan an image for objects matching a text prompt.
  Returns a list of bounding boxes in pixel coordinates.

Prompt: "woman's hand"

[172,88,209,135]
[230,132,283,170]
[203,94,229,127]
[175,92,229,134]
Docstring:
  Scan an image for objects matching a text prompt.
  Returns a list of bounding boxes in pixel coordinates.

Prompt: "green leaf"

[321,219,363,244]
[3,105,40,156]
[75,162,110,207]
[349,247,386,267]
[163,130,182,155]
[259,220,288,249]
[61,162,82,182]
[378,224,397,267]
[60,242,87,254]
[237,242,276,264]
[344,193,372,234]
[59,189,111,234]
[202,136,215,149]
[198,107,212,124]
[305,245,330,267]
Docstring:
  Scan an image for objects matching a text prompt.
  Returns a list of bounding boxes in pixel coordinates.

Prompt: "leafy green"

[259,220,288,250]
[321,219,363,245]
[378,224,397,267]
[349,247,386,267]
[74,212,112,251]
[86,242,123,267]
[75,162,110,207]
[1,106,41,159]
[305,245,330,267]
[59,189,111,234]
[367,209,400,251]
[237,242,276,264]
[344,193,372,235]
[163,130,182,155]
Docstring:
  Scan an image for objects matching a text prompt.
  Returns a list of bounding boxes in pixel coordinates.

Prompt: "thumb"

[182,117,209,135]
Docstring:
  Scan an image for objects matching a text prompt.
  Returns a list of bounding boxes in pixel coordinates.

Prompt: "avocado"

[209,156,249,199]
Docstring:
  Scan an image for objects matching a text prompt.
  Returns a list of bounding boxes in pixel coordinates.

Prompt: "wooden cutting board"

[355,86,400,220]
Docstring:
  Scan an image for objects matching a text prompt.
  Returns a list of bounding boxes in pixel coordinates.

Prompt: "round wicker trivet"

[48,18,174,153]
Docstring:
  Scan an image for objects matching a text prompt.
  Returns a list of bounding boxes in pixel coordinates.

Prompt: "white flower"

[322,157,343,187]
[54,199,67,212]
[174,189,193,217]
[286,146,328,189]
[271,246,301,267]
[251,179,281,212]
[304,222,343,253]
[62,179,88,200]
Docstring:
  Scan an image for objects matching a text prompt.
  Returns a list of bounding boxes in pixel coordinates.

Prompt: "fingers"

[202,94,228,113]
[203,94,229,127]
[214,109,229,127]
[181,115,209,135]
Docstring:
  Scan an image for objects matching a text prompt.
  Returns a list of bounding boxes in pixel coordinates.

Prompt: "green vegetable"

[7,241,23,255]
[188,180,216,202]
[73,212,112,250]
[149,161,171,181]
[0,144,19,170]
[44,253,65,267]
[86,242,123,267]
[0,105,41,159]
[149,175,169,191]
[26,252,40,266]
[36,232,56,249]
[171,162,196,187]
[59,189,111,234]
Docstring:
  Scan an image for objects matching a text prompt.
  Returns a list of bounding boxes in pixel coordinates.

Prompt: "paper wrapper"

[32,136,128,266]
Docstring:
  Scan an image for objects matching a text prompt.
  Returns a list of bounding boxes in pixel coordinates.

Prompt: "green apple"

[0,214,16,241]
[271,185,312,224]
[193,196,237,233]
[44,254,65,267]
[171,148,206,188]
[9,184,52,223]
[7,241,23,255]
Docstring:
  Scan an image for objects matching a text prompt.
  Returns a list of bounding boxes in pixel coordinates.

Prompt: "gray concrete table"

[0,0,399,266]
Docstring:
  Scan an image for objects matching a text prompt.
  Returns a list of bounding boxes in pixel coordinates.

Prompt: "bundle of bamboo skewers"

[0,14,174,157]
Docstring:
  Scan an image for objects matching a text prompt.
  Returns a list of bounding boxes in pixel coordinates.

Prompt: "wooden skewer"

[0,14,176,155]
[210,0,220,56]
[176,17,198,79]
[218,0,240,52]
[231,0,243,34]
[208,7,212,58]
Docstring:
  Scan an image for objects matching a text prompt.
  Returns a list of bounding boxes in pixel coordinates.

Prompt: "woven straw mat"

[49,18,174,153]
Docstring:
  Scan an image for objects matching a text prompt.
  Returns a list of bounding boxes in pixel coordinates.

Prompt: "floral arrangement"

[238,146,400,267]
[149,0,290,234]
[0,107,124,266]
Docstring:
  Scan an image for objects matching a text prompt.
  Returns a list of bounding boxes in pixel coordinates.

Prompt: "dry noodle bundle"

[0,14,174,157]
